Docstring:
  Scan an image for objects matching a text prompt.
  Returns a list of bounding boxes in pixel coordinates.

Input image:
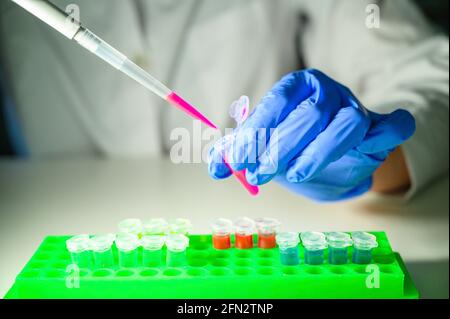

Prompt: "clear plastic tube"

[90,234,115,268]
[66,234,92,268]
[166,234,189,267]
[211,218,233,250]
[351,232,378,264]
[234,217,255,249]
[169,218,193,235]
[115,233,140,268]
[117,218,143,237]
[276,232,300,266]
[141,235,166,267]
[143,218,169,236]
[300,232,328,265]
[326,232,352,265]
[255,218,280,249]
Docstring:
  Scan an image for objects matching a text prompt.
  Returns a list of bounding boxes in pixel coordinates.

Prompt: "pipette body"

[11,0,216,129]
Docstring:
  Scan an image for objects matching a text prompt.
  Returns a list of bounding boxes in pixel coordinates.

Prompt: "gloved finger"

[246,90,342,185]
[357,109,416,154]
[230,69,337,171]
[285,106,370,183]
[274,174,372,202]
[207,145,232,180]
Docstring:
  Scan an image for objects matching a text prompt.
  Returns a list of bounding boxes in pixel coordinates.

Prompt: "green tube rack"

[4,232,418,299]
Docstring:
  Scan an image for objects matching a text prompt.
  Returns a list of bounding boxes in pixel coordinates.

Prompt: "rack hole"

[329,267,348,275]
[257,267,276,276]
[140,269,159,277]
[188,259,208,267]
[234,267,253,276]
[163,269,183,277]
[192,244,209,251]
[380,266,395,274]
[28,262,47,269]
[235,259,252,267]
[211,251,230,259]
[19,270,40,278]
[44,270,65,278]
[258,251,273,258]
[93,269,113,277]
[211,259,229,267]
[305,267,323,275]
[116,269,135,277]
[187,268,207,277]
[235,251,251,258]
[257,259,273,266]
[282,267,300,275]
[210,267,231,276]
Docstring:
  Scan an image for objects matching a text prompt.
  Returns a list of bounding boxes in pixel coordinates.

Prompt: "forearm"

[371,147,411,194]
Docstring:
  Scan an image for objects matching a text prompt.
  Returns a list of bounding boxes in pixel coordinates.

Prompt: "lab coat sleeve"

[297,0,449,198]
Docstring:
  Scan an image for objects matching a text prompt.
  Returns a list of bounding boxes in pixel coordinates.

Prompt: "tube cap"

[66,234,90,253]
[300,231,328,251]
[351,232,378,250]
[166,234,189,252]
[115,233,140,252]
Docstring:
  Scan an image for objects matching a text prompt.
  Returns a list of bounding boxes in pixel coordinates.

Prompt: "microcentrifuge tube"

[66,234,92,268]
[300,232,328,265]
[166,234,189,267]
[351,232,378,264]
[117,218,143,237]
[141,235,166,267]
[326,232,353,265]
[169,218,193,235]
[143,218,169,235]
[234,217,255,249]
[90,234,115,268]
[115,232,140,268]
[276,232,300,266]
[255,218,280,249]
[211,218,233,250]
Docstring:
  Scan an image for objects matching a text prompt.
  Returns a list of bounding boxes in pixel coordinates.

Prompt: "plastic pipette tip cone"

[166,92,217,129]
[224,160,259,196]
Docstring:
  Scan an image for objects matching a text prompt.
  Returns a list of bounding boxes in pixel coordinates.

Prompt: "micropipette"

[13,0,259,196]
[11,0,217,129]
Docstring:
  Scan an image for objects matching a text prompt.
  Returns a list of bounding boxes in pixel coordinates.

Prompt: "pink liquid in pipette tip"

[166,92,217,129]
[166,92,259,196]
[224,158,260,197]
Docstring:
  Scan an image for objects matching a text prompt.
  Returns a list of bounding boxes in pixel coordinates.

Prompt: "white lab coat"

[0,0,448,197]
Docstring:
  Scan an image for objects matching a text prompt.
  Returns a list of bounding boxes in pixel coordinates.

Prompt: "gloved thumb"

[357,109,416,154]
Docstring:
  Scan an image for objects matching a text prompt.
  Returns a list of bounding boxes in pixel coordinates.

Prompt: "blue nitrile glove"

[208,69,416,201]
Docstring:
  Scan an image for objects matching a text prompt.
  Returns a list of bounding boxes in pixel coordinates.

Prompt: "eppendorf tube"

[276,232,300,266]
[255,218,281,249]
[166,234,189,267]
[90,234,115,268]
[117,218,143,237]
[300,232,328,265]
[66,234,92,268]
[352,232,378,264]
[211,218,233,250]
[326,232,353,265]
[141,235,166,267]
[169,218,192,235]
[143,218,169,236]
[115,233,140,268]
[234,217,255,249]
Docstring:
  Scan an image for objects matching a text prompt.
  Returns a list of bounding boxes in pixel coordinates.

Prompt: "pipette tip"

[166,92,217,129]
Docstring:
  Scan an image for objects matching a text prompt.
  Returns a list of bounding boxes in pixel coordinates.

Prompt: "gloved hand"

[208,69,416,201]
